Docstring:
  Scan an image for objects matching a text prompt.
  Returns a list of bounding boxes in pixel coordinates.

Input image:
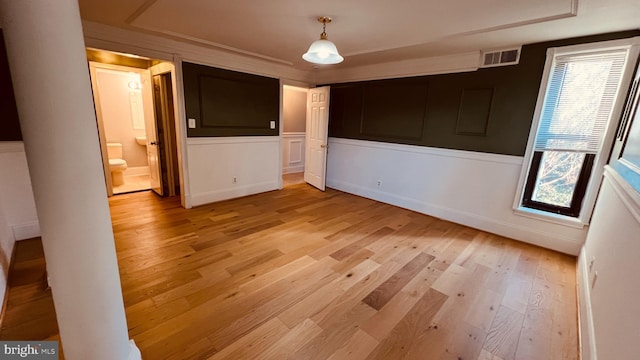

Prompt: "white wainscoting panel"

[0,142,40,241]
[326,138,587,255]
[186,137,281,206]
[0,142,41,317]
[282,132,305,174]
[578,167,640,360]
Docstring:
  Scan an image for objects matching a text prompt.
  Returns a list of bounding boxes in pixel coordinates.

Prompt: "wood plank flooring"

[0,184,578,359]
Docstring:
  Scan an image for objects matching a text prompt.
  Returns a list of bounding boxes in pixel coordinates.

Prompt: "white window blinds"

[534,49,629,153]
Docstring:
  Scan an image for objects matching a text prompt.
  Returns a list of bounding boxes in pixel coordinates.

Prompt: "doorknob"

[320,144,328,149]
[150,141,158,146]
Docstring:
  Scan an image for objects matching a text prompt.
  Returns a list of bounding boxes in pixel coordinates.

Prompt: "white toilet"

[106,143,128,186]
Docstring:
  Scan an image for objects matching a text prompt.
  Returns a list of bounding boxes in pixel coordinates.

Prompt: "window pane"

[534,50,628,153]
[531,151,586,207]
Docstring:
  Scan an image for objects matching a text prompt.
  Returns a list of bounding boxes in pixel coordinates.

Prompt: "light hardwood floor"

[0,184,578,359]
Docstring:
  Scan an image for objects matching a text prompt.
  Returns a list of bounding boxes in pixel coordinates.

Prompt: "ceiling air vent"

[480,47,521,68]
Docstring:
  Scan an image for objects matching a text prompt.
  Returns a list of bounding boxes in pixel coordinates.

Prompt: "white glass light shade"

[302,39,344,65]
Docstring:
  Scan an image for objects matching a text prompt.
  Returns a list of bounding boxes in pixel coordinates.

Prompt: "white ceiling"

[78,0,640,71]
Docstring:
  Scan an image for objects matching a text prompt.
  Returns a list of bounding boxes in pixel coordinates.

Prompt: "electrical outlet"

[376,180,382,187]
[270,120,276,129]
[188,118,196,129]
[233,177,237,184]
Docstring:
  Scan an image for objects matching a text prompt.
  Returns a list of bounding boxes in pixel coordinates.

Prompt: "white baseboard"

[327,179,581,255]
[283,165,304,174]
[128,339,142,360]
[124,166,149,177]
[189,181,279,207]
[12,221,41,241]
[578,247,597,360]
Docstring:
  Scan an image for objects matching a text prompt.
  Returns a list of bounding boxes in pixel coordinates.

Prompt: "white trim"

[513,37,640,225]
[127,340,142,360]
[187,136,280,146]
[604,166,640,223]
[282,132,306,138]
[12,220,40,241]
[513,207,587,228]
[283,165,304,174]
[82,21,312,84]
[189,180,279,207]
[282,133,305,175]
[171,55,191,209]
[124,166,149,177]
[578,246,598,360]
[329,137,523,166]
[0,142,25,153]
[327,178,581,255]
[326,137,583,254]
[316,51,480,84]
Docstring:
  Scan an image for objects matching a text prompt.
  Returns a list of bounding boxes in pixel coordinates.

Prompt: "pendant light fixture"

[302,16,344,65]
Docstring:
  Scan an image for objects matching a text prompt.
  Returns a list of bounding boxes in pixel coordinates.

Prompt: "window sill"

[513,206,588,229]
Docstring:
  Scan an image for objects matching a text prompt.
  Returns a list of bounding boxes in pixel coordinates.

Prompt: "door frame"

[88,62,152,197]
[279,79,313,189]
[87,54,188,206]
[149,63,181,196]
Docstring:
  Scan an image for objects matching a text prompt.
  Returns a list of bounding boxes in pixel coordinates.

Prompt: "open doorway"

[87,48,182,197]
[282,85,308,187]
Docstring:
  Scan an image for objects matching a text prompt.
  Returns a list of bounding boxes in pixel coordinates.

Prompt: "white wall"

[0,142,40,308]
[0,194,12,309]
[0,142,40,240]
[578,167,640,359]
[326,138,587,255]
[186,137,281,206]
[283,86,307,133]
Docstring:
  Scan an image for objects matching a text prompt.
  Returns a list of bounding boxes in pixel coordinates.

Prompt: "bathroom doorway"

[87,49,182,197]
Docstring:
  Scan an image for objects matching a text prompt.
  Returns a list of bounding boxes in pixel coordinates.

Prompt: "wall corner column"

[0,1,141,359]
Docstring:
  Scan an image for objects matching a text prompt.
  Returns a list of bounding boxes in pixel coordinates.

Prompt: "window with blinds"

[521,47,631,217]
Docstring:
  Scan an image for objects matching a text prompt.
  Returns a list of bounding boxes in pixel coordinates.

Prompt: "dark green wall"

[182,62,280,137]
[328,30,640,156]
[0,29,22,141]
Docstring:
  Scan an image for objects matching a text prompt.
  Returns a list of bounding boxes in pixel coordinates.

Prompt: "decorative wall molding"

[578,170,640,359]
[282,132,306,138]
[82,21,312,84]
[326,137,585,255]
[186,136,280,146]
[328,178,581,255]
[316,51,481,84]
[186,136,280,207]
[282,132,305,174]
[605,165,640,223]
[189,180,279,207]
[330,137,523,165]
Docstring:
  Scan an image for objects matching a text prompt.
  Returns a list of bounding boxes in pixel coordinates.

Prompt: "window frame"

[513,38,640,226]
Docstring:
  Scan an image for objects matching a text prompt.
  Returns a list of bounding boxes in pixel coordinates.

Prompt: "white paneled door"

[304,86,330,191]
